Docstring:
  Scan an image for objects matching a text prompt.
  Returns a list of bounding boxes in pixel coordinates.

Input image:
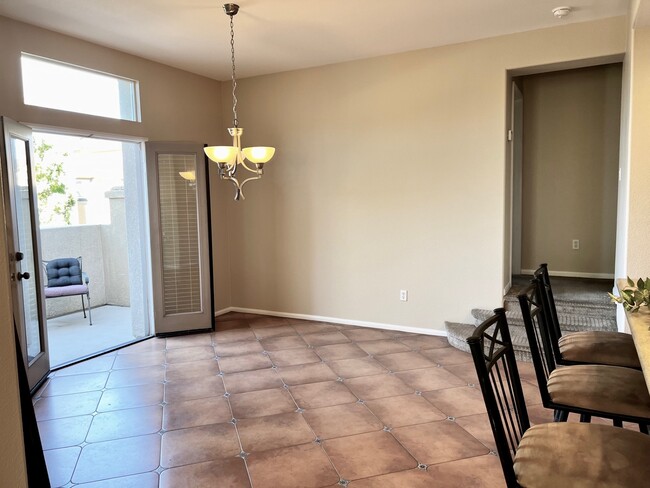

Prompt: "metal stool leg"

[86,292,92,326]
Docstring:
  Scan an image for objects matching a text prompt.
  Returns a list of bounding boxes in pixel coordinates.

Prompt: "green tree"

[34,139,76,225]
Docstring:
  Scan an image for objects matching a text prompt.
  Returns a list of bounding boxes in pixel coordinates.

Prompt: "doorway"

[510,64,622,283]
[33,130,153,367]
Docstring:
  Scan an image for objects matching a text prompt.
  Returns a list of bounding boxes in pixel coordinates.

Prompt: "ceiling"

[0,0,629,80]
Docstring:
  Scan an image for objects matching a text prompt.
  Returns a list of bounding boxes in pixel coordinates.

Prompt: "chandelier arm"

[239,158,259,173]
[239,174,262,190]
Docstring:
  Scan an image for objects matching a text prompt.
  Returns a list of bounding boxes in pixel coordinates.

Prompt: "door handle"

[15,251,24,261]
[17,271,30,281]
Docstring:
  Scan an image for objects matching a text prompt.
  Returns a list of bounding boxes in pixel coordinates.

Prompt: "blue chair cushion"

[46,258,83,287]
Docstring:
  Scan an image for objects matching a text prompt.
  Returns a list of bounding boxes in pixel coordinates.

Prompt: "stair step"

[445,321,533,362]
[502,294,615,318]
[471,308,616,333]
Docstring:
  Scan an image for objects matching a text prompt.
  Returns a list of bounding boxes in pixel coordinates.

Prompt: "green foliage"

[608,277,650,312]
[34,139,76,225]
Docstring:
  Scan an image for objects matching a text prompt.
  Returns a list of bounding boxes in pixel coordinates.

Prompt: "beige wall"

[627,26,650,277]
[520,65,622,276]
[225,17,626,330]
[0,15,231,313]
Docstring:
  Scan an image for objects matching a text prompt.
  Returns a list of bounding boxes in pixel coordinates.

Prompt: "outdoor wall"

[102,188,130,306]
[520,64,622,276]
[224,17,627,331]
[0,15,231,313]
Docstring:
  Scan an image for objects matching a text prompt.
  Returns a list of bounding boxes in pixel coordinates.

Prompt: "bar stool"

[467,309,650,488]
[535,263,640,369]
[518,279,650,432]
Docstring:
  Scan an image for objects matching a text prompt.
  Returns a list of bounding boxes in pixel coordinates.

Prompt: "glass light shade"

[204,146,238,164]
[179,170,196,181]
[242,146,275,164]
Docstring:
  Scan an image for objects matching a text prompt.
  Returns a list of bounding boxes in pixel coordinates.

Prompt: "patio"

[47,305,138,367]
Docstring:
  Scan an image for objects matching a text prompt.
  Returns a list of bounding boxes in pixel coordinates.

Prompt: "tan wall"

[520,65,622,275]
[627,26,650,277]
[225,17,627,330]
[0,15,231,313]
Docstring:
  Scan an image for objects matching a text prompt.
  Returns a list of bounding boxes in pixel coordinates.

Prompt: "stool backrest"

[467,308,529,487]
[533,263,564,362]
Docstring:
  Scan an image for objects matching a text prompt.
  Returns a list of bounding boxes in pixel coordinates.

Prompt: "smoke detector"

[552,6,572,18]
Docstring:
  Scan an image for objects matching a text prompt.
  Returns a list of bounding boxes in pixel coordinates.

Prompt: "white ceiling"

[0,0,629,80]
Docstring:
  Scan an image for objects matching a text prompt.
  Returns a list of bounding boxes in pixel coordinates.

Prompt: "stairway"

[445,275,618,362]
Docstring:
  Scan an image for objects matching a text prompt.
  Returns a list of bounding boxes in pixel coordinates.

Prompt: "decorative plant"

[609,277,650,312]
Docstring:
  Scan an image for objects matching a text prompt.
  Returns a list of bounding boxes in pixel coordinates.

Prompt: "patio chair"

[43,257,92,325]
[467,308,650,487]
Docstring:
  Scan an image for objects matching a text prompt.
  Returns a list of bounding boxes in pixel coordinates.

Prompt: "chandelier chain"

[230,14,238,128]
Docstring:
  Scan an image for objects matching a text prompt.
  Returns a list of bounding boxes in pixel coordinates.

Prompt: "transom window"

[20,53,140,122]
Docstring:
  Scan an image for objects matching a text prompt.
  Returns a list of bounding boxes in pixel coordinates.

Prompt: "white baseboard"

[520,269,614,280]
[503,281,512,296]
[215,306,447,337]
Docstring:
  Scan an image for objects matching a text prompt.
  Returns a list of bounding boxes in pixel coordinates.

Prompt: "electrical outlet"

[400,290,408,302]
[572,239,580,250]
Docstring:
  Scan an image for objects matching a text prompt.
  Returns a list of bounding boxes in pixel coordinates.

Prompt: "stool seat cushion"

[514,423,650,488]
[559,331,641,369]
[548,364,650,419]
[44,284,88,298]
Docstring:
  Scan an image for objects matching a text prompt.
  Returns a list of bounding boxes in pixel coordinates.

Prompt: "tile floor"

[35,313,555,487]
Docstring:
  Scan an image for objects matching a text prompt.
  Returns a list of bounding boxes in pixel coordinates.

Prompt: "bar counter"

[619,279,650,393]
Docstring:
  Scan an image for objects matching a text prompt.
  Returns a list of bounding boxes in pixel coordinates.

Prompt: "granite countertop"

[618,279,650,393]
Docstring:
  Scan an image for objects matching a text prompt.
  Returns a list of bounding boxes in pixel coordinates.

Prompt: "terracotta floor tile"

[348,468,439,488]
[34,391,102,421]
[97,384,163,412]
[112,351,165,370]
[424,454,506,487]
[395,367,467,392]
[237,412,315,452]
[315,343,368,362]
[247,443,339,488]
[268,348,322,367]
[526,403,555,425]
[341,328,393,342]
[230,388,297,419]
[72,434,161,483]
[303,403,383,439]
[165,359,219,382]
[356,340,411,356]
[454,413,497,451]
[159,458,250,488]
[117,339,166,355]
[249,316,291,328]
[164,376,225,403]
[160,423,240,468]
[165,333,213,349]
[374,352,436,372]
[344,374,413,400]
[166,346,215,364]
[44,446,80,487]
[218,352,273,373]
[42,372,109,397]
[75,471,159,488]
[327,357,387,379]
[301,331,351,347]
[214,316,250,327]
[521,379,543,405]
[398,335,450,350]
[107,365,165,388]
[291,322,336,335]
[278,362,338,385]
[213,327,256,343]
[260,335,308,351]
[253,325,298,339]
[422,386,487,418]
[364,394,446,428]
[323,431,417,480]
[443,363,479,385]
[163,396,232,431]
[53,356,115,376]
[223,368,284,393]
[290,381,358,409]
[215,340,264,357]
[86,405,162,443]
[38,415,92,450]
[516,360,539,385]
[421,347,473,366]
[392,420,489,464]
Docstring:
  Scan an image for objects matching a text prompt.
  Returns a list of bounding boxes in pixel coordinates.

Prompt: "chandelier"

[204,3,275,201]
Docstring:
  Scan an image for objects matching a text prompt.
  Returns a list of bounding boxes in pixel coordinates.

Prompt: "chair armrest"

[82,272,90,285]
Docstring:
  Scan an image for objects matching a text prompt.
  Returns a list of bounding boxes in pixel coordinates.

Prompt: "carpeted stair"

[445,275,618,362]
